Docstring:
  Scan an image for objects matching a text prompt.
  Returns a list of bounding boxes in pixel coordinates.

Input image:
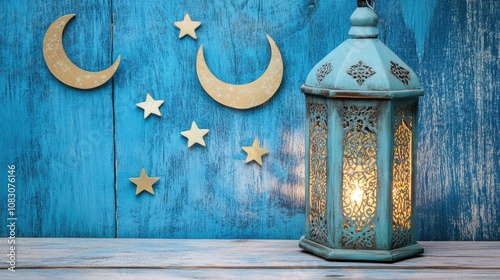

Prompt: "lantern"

[299,1,424,262]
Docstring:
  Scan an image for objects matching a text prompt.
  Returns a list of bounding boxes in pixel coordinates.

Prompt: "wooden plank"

[110,0,349,238]
[380,0,500,241]
[111,0,500,240]
[0,0,498,242]
[0,1,116,237]
[2,268,500,280]
[2,239,499,269]
[1,239,500,278]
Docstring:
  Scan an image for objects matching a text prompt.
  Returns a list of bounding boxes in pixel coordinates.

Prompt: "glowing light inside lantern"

[351,180,364,207]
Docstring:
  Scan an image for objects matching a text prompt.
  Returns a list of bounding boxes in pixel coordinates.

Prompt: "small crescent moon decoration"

[196,34,283,109]
[43,14,121,89]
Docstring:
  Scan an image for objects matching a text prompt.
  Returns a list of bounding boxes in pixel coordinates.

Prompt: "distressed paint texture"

[112,0,307,238]
[380,0,500,241]
[0,1,116,237]
[0,0,499,240]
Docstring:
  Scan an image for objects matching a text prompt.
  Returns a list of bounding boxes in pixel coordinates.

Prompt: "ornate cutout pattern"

[316,63,332,83]
[341,105,378,249]
[307,102,328,245]
[390,61,411,87]
[392,105,414,248]
[346,61,376,85]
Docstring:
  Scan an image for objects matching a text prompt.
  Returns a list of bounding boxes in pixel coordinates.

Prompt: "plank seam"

[10,266,500,270]
[109,0,119,238]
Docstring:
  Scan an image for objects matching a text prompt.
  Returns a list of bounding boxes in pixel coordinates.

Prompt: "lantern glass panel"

[392,104,415,248]
[341,105,378,250]
[306,102,329,246]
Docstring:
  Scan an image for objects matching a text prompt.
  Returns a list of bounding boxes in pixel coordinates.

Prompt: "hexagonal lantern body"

[299,6,424,262]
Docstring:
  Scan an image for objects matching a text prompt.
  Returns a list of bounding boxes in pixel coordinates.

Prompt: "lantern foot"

[299,236,424,262]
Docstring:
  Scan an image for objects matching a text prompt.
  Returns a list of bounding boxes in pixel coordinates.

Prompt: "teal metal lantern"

[299,1,424,262]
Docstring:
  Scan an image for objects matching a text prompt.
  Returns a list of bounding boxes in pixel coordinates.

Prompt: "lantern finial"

[349,4,379,38]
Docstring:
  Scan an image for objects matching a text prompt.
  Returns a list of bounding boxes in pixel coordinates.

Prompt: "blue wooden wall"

[1,0,498,240]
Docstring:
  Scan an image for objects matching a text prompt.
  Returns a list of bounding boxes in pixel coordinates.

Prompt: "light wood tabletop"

[2,239,499,279]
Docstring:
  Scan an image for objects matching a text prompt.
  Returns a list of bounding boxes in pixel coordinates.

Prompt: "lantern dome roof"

[302,7,424,99]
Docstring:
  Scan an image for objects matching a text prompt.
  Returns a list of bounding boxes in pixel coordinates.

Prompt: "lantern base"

[299,236,424,262]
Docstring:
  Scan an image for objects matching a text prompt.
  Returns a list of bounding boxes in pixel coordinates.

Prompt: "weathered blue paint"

[112,0,308,238]
[379,0,500,241]
[0,0,498,240]
[0,1,116,237]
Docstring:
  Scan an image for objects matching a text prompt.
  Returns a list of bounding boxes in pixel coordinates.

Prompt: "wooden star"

[242,139,269,166]
[129,168,160,195]
[174,13,201,40]
[181,121,209,147]
[136,93,164,119]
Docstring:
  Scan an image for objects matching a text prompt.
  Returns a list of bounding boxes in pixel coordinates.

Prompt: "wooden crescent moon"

[196,34,283,109]
[43,14,121,89]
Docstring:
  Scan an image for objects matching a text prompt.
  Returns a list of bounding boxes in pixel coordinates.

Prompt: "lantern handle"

[358,0,376,10]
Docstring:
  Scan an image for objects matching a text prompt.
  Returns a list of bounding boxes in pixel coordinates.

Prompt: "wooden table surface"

[2,239,499,279]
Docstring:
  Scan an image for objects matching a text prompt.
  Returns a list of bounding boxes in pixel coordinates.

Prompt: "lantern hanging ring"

[358,0,376,10]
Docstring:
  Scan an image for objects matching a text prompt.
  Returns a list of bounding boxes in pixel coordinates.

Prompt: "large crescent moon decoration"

[43,14,121,90]
[196,34,283,109]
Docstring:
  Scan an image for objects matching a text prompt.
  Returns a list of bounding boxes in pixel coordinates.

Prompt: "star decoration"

[242,139,269,166]
[136,93,164,119]
[129,168,160,195]
[174,13,201,40]
[180,121,209,147]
